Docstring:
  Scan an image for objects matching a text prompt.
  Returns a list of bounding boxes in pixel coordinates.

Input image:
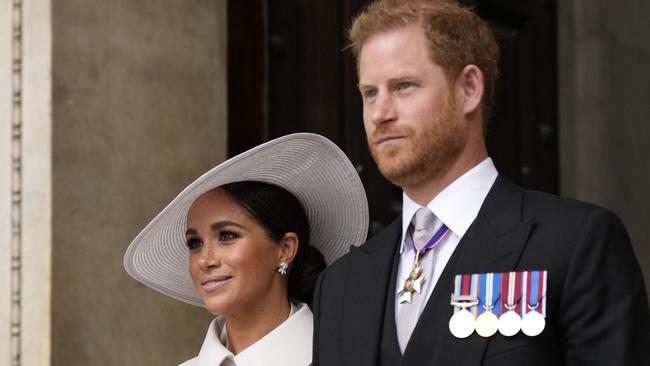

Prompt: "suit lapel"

[403,176,536,366]
[340,218,402,366]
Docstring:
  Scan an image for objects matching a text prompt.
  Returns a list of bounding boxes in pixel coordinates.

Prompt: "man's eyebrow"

[358,82,373,89]
[358,76,417,89]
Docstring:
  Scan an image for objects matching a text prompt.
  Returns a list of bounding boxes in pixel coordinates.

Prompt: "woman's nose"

[197,243,219,270]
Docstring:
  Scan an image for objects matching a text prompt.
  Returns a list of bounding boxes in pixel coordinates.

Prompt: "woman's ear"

[458,64,484,115]
[278,232,299,264]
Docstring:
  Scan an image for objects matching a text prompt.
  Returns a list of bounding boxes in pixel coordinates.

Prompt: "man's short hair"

[349,0,500,125]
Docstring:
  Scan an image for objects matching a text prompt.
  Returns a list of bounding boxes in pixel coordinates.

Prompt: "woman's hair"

[219,181,326,307]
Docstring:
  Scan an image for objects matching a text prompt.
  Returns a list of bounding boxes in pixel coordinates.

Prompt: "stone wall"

[50,1,227,364]
[1,0,228,364]
[559,0,650,297]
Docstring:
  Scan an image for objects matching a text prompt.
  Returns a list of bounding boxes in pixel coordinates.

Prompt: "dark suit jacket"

[313,176,650,365]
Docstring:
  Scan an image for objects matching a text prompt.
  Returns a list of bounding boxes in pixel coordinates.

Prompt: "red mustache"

[369,126,413,145]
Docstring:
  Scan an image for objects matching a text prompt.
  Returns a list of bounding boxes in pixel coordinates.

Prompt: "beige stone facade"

[1,0,227,365]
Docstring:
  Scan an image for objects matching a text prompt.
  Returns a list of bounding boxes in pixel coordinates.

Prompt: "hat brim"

[123,133,369,307]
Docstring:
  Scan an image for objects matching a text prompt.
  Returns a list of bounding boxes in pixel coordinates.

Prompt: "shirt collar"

[400,158,498,253]
[195,303,312,366]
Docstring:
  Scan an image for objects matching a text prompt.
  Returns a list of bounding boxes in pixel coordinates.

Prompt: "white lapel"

[192,303,313,366]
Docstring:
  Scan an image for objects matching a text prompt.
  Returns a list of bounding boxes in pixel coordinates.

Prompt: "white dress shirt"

[395,158,498,318]
[179,302,313,366]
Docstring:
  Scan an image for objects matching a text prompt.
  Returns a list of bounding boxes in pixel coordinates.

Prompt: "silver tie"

[396,207,437,352]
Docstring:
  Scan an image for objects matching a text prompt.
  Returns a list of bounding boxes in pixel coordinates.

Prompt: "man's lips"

[200,275,232,292]
[374,135,405,145]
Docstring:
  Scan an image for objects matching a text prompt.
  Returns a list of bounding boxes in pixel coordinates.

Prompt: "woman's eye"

[219,231,239,241]
[186,238,202,251]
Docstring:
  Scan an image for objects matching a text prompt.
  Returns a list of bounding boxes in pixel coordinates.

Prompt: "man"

[312,1,650,365]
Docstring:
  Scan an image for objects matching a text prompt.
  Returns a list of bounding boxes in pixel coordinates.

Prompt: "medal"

[475,308,498,337]
[449,274,479,338]
[498,271,522,337]
[521,271,547,337]
[449,294,478,338]
[475,273,500,337]
[449,270,548,339]
[521,307,545,336]
[398,261,424,304]
[398,223,450,304]
[498,307,522,336]
[449,307,476,338]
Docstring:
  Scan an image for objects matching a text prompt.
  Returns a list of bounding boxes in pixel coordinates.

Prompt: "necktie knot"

[411,207,436,251]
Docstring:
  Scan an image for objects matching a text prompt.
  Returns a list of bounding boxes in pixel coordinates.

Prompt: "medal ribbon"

[452,274,477,313]
[478,273,501,316]
[492,272,501,316]
[525,271,547,316]
[500,271,522,315]
[462,273,471,296]
[411,223,450,256]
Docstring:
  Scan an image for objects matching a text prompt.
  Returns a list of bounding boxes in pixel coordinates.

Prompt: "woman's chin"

[203,300,229,315]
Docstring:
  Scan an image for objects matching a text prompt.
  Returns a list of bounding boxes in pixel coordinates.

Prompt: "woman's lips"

[201,275,232,292]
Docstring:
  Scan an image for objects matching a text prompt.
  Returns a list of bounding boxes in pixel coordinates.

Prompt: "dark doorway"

[228,0,558,234]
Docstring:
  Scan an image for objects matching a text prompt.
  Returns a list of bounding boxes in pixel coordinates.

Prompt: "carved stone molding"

[10,0,22,365]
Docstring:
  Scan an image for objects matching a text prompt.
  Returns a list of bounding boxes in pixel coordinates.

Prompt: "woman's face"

[186,188,286,316]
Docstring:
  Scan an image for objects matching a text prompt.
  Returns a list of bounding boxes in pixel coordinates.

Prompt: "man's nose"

[367,93,397,126]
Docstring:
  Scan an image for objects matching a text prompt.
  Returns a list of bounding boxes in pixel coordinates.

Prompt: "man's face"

[358,25,468,189]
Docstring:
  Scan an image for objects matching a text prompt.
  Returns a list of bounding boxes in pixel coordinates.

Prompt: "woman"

[123,133,368,366]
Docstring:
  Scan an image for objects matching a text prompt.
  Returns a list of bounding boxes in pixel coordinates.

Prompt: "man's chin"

[376,159,416,186]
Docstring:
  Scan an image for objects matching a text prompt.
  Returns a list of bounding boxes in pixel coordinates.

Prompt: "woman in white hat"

[124,133,368,366]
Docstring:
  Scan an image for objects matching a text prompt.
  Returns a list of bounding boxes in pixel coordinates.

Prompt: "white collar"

[193,303,312,366]
[400,158,498,253]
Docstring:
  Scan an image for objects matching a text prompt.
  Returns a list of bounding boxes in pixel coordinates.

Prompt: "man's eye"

[219,231,239,241]
[397,82,414,90]
[363,89,378,98]
[186,238,202,251]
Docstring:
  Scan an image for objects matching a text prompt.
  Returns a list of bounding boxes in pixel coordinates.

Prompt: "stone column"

[1,0,53,365]
[1,1,228,365]
[559,0,650,296]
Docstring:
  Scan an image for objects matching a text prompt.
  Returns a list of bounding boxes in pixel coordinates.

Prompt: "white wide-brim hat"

[124,133,369,307]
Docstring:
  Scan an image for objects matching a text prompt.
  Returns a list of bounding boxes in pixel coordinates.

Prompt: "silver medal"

[521,310,545,336]
[499,272,522,337]
[449,308,475,338]
[498,310,522,337]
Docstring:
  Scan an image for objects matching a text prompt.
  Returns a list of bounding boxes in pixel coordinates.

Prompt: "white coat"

[179,302,312,366]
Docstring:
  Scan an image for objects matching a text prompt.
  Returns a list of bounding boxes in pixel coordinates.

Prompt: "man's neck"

[404,149,488,206]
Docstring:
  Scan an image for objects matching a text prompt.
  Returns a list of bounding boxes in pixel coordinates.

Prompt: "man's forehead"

[358,39,443,83]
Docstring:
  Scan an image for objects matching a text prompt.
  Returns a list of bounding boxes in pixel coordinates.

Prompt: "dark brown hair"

[220,181,325,307]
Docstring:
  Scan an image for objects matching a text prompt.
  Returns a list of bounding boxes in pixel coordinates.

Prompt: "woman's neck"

[224,296,291,355]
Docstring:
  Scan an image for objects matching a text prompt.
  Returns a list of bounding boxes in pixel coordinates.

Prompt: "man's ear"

[458,64,484,115]
[278,232,299,265]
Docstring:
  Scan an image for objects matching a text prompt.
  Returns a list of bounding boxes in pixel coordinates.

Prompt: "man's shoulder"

[521,186,616,223]
[492,177,614,223]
